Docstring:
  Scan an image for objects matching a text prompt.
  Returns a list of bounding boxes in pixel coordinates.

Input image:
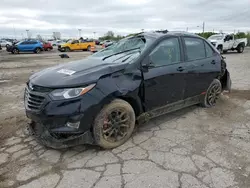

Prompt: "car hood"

[29,54,136,88]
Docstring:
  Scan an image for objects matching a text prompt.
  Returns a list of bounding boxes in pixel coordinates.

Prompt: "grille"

[25,89,45,111]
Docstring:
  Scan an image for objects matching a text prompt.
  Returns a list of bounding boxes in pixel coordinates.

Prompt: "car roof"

[142,31,202,39]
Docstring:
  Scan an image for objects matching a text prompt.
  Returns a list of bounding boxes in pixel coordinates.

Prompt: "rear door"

[182,37,221,99]
[143,37,187,111]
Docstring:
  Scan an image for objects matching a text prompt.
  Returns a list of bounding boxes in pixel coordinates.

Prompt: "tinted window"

[21,41,29,45]
[149,38,180,67]
[184,37,206,61]
[30,41,37,44]
[204,42,214,57]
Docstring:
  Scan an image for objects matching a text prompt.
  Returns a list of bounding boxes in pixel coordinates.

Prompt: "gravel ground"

[0,48,250,188]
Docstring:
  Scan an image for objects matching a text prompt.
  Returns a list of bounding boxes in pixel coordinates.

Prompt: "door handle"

[211,60,216,64]
[177,67,184,72]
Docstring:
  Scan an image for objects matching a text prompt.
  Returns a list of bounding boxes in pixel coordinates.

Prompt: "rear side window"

[204,42,214,57]
[184,37,206,61]
[21,41,28,45]
[149,37,181,67]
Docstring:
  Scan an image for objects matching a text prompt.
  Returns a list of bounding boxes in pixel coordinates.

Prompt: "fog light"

[66,121,80,129]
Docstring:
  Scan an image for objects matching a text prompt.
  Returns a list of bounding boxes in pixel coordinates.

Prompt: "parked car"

[58,39,95,52]
[100,40,111,45]
[95,40,100,45]
[208,34,247,53]
[25,31,231,149]
[0,39,12,47]
[102,41,115,48]
[7,40,43,54]
[43,42,53,51]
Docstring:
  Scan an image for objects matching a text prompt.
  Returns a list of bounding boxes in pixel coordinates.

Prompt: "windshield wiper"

[102,47,141,61]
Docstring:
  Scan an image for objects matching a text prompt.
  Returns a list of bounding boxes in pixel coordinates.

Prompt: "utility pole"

[26,30,29,39]
[202,22,205,33]
[186,27,189,32]
[93,32,96,39]
[78,29,82,38]
[13,24,16,39]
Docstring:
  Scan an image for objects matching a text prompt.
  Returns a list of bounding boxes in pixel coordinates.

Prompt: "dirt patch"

[224,89,250,100]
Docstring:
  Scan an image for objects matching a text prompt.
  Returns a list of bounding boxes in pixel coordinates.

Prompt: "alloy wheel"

[102,110,130,142]
[207,84,221,106]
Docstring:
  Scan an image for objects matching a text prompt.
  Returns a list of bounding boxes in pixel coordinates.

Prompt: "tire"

[87,45,91,51]
[65,47,70,52]
[12,48,19,54]
[200,79,222,108]
[217,46,223,54]
[93,99,136,149]
[34,48,41,54]
[237,45,244,53]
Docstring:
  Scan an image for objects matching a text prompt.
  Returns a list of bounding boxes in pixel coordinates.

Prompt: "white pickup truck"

[208,34,247,53]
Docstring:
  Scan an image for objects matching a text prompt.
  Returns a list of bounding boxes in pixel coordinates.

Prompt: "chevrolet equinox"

[25,31,231,149]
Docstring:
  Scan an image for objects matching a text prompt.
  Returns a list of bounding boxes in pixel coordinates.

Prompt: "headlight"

[50,84,95,100]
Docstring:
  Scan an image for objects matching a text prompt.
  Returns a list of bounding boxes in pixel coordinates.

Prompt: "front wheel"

[65,47,70,52]
[217,46,223,54]
[93,99,136,149]
[87,45,91,51]
[201,79,222,108]
[12,48,19,54]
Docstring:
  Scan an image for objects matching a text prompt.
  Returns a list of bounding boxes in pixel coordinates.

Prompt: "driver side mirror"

[141,56,155,72]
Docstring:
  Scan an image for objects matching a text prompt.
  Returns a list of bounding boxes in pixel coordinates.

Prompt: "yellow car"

[58,39,95,52]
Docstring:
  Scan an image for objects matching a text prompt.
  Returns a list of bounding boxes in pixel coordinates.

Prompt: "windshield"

[92,36,151,58]
[208,35,224,40]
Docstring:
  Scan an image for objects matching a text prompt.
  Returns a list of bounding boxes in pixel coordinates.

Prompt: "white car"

[208,34,247,53]
[0,40,12,47]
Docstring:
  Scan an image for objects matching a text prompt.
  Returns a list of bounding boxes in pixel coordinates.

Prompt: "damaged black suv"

[25,31,231,149]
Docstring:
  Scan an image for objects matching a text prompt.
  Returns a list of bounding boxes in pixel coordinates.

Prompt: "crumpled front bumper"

[28,121,94,149]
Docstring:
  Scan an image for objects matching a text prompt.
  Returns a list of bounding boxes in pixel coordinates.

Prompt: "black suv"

[25,31,231,149]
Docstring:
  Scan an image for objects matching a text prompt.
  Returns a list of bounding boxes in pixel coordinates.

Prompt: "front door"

[143,37,186,111]
[71,40,80,50]
[182,37,221,99]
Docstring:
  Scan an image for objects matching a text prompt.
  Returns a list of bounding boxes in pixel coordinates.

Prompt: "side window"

[149,38,181,67]
[204,42,214,57]
[184,37,206,61]
[21,41,28,45]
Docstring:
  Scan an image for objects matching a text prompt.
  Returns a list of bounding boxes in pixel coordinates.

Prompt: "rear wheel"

[93,99,136,149]
[87,45,91,51]
[201,79,222,108]
[237,45,244,53]
[34,48,41,54]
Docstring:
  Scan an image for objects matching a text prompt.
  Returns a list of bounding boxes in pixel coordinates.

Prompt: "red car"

[43,42,53,51]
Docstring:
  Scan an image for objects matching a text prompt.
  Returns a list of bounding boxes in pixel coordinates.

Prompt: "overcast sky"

[0,0,250,39]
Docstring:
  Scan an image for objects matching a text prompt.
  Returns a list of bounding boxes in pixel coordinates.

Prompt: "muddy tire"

[201,79,222,108]
[93,99,135,149]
